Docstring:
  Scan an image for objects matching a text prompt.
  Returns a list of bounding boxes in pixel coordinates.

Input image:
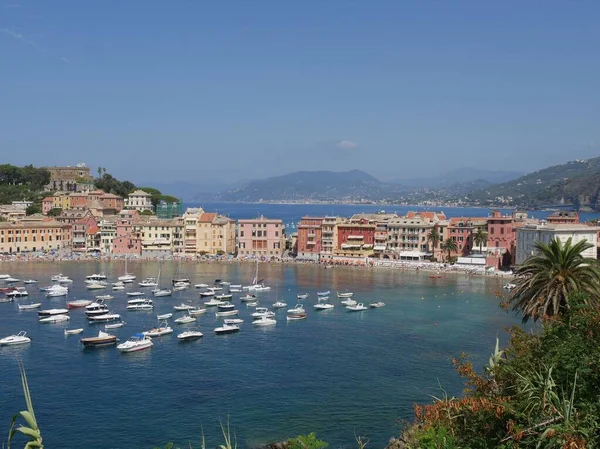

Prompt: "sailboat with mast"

[153,264,172,297]
[243,259,271,292]
[118,258,136,283]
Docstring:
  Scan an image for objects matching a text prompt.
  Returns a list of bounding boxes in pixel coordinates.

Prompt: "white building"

[125,190,153,212]
[515,223,599,265]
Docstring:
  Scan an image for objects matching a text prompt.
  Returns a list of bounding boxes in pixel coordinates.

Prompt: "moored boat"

[88,313,121,323]
[157,313,173,320]
[188,308,207,317]
[143,321,173,337]
[286,304,307,321]
[67,299,93,309]
[223,318,243,325]
[215,309,239,317]
[272,301,287,309]
[297,293,309,300]
[317,291,330,296]
[6,287,28,298]
[18,303,41,310]
[80,330,118,347]
[126,291,144,297]
[214,323,240,335]
[105,321,126,329]
[177,330,203,341]
[337,292,354,298]
[369,301,386,308]
[39,314,70,323]
[38,308,69,317]
[64,328,84,335]
[117,334,153,353]
[346,303,368,312]
[252,316,276,326]
[0,331,31,346]
[174,314,196,324]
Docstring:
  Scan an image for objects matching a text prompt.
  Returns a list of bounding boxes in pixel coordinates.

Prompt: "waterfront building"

[125,190,154,213]
[386,212,446,260]
[0,205,26,223]
[98,217,118,253]
[350,213,398,258]
[296,217,325,261]
[515,223,600,265]
[112,211,142,255]
[447,217,488,258]
[44,163,93,192]
[0,215,71,253]
[320,216,341,258]
[132,218,184,256]
[182,208,203,254]
[486,210,516,268]
[55,209,93,225]
[334,218,375,258]
[546,211,579,224]
[72,215,98,252]
[237,216,285,258]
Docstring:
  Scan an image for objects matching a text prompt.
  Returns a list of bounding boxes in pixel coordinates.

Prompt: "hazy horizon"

[2,1,599,185]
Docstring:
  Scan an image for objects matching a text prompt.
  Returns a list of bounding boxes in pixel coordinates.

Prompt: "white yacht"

[314,298,334,310]
[4,277,20,283]
[317,290,330,296]
[153,289,172,297]
[194,283,209,289]
[38,308,69,317]
[272,301,287,309]
[297,293,309,300]
[157,313,173,320]
[128,297,152,305]
[370,302,386,308]
[18,303,41,310]
[188,308,207,317]
[224,318,243,325]
[337,292,354,298]
[286,304,307,321]
[174,314,196,324]
[96,295,114,301]
[143,321,173,337]
[23,279,38,285]
[39,314,70,323]
[126,301,153,311]
[177,330,203,341]
[341,298,357,306]
[214,323,240,334]
[0,331,31,346]
[215,309,239,317]
[251,307,275,319]
[86,282,107,290]
[346,303,368,312]
[253,316,276,326]
[139,277,158,287]
[86,273,107,282]
[204,298,222,306]
[117,334,153,353]
[67,299,92,309]
[240,294,257,302]
[7,287,28,298]
[118,260,136,283]
[126,291,145,297]
[173,303,195,311]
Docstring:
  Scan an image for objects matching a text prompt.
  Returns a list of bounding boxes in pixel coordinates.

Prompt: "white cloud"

[335,140,358,150]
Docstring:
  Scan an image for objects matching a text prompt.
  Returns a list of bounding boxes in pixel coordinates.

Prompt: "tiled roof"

[199,212,217,223]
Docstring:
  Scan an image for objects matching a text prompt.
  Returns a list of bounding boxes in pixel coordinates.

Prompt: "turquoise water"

[0,261,520,448]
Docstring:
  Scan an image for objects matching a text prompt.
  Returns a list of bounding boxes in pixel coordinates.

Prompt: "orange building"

[296,217,325,260]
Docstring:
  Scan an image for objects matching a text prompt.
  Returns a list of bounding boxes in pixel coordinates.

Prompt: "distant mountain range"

[392,168,524,187]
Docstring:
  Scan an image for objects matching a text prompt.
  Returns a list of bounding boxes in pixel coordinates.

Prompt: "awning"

[399,251,426,257]
[341,244,361,249]
[347,235,364,239]
[362,244,373,249]
[374,245,387,251]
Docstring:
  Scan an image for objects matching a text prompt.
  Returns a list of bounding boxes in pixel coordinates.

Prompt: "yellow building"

[52,192,72,211]
[0,215,72,253]
[182,208,204,254]
[132,218,184,255]
[182,208,236,255]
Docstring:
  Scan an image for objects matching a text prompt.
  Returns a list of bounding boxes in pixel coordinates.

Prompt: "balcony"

[347,235,364,240]
[306,241,316,246]
[308,233,316,238]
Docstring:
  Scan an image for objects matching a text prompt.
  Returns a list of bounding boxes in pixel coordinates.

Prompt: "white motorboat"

[7,287,28,298]
[346,303,368,311]
[56,276,73,284]
[172,278,190,285]
[112,281,125,287]
[224,318,243,325]
[0,296,14,303]
[173,282,190,289]
[252,307,274,319]
[194,283,209,289]
[219,281,230,286]
[204,298,222,306]
[229,284,242,289]
[0,274,11,280]
[96,295,114,301]
[370,302,386,308]
[86,282,107,290]
[503,283,517,290]
[174,314,196,324]
[341,298,357,306]
[317,291,330,296]
[23,279,38,285]
[286,304,307,321]
[39,315,70,323]
[245,301,258,307]
[139,277,158,287]
[251,284,271,292]
[126,291,144,297]
[4,277,20,283]
[105,322,125,329]
[157,313,173,320]
[272,301,287,309]
[88,313,121,323]
[45,285,68,298]
[126,302,153,311]
[38,308,69,316]
[173,303,195,311]
[143,321,173,337]
[86,273,107,281]
[215,309,239,317]
[80,330,118,347]
[0,331,31,346]
[215,293,233,300]
[117,333,153,352]
[229,288,241,293]
[297,293,309,300]
[173,285,188,292]
[112,285,125,291]
[210,286,223,292]
[128,297,152,305]
[86,300,107,311]
[153,289,172,297]
[214,323,240,334]
[337,292,354,298]
[67,299,92,309]
[217,301,235,311]
[177,330,203,341]
[253,316,276,327]
[199,290,216,297]
[314,298,334,310]
[188,308,207,317]
[240,294,257,302]
[64,328,84,335]
[18,303,41,310]
[118,260,136,283]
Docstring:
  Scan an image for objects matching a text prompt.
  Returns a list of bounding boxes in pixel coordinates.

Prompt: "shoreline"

[0,253,515,279]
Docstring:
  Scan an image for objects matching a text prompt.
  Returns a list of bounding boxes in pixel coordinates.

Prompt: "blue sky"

[1,1,599,186]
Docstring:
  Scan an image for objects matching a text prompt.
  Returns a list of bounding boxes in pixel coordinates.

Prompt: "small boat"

[126,291,145,297]
[215,309,239,317]
[46,287,68,298]
[341,298,357,306]
[67,299,93,309]
[64,328,84,335]
[39,315,70,323]
[86,300,107,311]
[210,286,223,291]
[194,283,209,289]
[86,273,107,281]
[174,315,196,324]
[153,289,172,297]
[214,323,240,335]
[370,302,386,308]
[88,313,121,323]
[245,301,258,307]
[6,288,28,298]
[251,307,274,319]
[80,330,118,347]
[4,277,20,283]
[143,321,173,337]
[105,322,125,329]
[172,278,190,285]
[128,298,152,305]
[56,276,73,284]
[229,288,241,293]
[297,293,309,300]
[177,330,203,341]
[126,302,153,311]
[503,283,517,290]
[139,278,158,287]
[112,281,125,287]
[38,308,69,317]
[346,303,368,312]
[429,275,442,279]
[215,294,233,300]
[286,304,307,321]
[250,284,271,292]
[240,294,257,302]
[157,313,173,320]
[272,301,287,309]
[253,316,276,326]
[317,291,330,296]
[23,279,38,285]
[117,333,153,352]
[112,285,125,291]
[173,285,188,291]
[224,318,243,325]
[173,303,195,311]
[217,301,235,311]
[188,308,207,317]
[50,273,64,281]
[0,274,11,280]
[337,292,354,298]
[0,297,14,303]
[204,298,221,306]
[314,298,334,310]
[0,331,31,346]
[18,303,41,310]
[96,295,114,301]
[229,284,242,289]
[199,290,216,297]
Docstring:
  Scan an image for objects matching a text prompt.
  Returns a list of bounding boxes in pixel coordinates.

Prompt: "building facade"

[486,210,516,268]
[132,218,184,256]
[334,219,375,257]
[0,215,72,253]
[237,216,285,258]
[44,164,93,192]
[296,217,324,260]
[125,190,154,212]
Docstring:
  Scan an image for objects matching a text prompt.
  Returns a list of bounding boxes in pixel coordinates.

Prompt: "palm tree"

[440,237,457,262]
[473,227,488,254]
[427,226,441,259]
[510,237,600,322]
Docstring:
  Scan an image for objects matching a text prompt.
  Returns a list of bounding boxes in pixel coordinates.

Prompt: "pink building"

[42,197,54,215]
[296,217,324,260]
[237,216,286,259]
[112,215,142,255]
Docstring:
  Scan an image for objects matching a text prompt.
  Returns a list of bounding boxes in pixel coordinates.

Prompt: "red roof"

[199,213,217,223]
